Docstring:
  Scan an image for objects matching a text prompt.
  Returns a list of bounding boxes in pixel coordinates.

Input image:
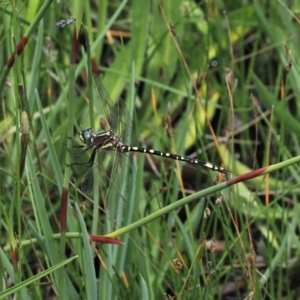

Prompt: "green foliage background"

[0,0,300,299]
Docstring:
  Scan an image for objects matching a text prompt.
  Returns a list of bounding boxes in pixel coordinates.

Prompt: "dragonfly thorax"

[79,127,125,152]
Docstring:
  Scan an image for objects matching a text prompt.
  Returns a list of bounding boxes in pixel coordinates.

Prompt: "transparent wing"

[105,150,135,220]
[80,149,135,221]
[92,74,133,145]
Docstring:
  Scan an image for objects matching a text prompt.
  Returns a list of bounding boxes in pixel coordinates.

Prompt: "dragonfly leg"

[64,145,91,157]
[66,148,96,167]
[65,136,85,148]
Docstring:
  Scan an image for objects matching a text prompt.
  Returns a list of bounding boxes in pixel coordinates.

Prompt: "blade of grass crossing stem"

[35,91,63,187]
[139,272,150,300]
[74,202,97,299]
[25,151,60,284]
[174,213,195,259]
[35,87,69,298]
[99,242,113,299]
[58,65,76,297]
[0,256,78,300]
[93,0,107,59]
[92,0,126,61]
[130,0,149,75]
[27,21,44,115]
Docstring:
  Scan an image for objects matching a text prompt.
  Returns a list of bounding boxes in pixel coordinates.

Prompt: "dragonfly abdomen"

[120,145,229,174]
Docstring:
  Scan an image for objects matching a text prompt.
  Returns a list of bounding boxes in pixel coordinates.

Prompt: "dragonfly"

[67,75,230,218]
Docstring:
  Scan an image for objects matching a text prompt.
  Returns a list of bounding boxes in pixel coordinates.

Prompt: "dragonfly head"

[79,128,94,146]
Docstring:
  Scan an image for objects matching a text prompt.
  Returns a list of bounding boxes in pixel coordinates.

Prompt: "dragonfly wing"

[92,74,133,145]
[105,151,135,221]
[80,149,135,221]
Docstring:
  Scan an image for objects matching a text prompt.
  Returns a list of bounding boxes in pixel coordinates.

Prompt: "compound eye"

[83,130,91,141]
